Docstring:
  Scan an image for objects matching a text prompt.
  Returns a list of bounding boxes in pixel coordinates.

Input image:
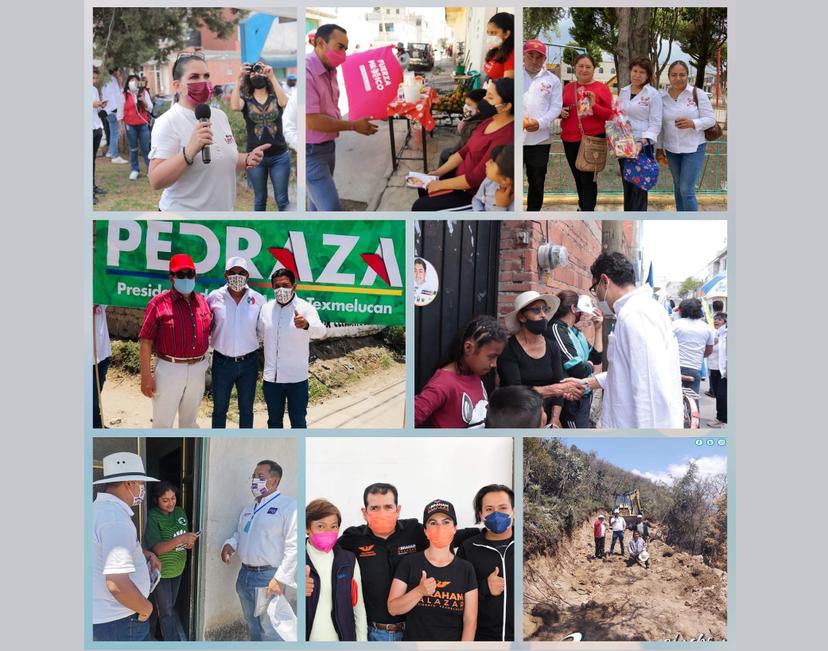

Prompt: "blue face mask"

[484,511,513,534]
[174,277,196,295]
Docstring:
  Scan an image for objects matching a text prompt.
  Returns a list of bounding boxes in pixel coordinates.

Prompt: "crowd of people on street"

[593,511,652,568]
[523,42,720,211]
[92,453,297,641]
[93,253,326,429]
[415,251,726,429]
[305,483,515,642]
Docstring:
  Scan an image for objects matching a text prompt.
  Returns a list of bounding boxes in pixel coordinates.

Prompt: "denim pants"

[247,150,291,211]
[154,575,187,641]
[666,143,706,211]
[125,123,151,173]
[93,614,150,641]
[211,352,259,429]
[306,141,341,211]
[262,379,309,428]
[107,112,121,157]
[610,530,625,554]
[235,566,281,641]
[368,626,405,641]
[680,365,702,395]
[93,357,110,429]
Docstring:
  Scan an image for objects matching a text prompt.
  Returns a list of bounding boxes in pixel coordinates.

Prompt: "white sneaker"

[105,151,112,158]
[129,170,139,181]
[111,156,129,164]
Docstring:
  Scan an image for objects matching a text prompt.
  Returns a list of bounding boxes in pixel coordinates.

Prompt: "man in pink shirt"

[306,24,379,210]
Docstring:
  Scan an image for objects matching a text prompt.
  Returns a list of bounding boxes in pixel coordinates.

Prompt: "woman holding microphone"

[148,53,270,211]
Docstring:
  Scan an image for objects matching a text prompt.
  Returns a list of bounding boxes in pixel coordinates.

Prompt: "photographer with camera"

[230,60,292,211]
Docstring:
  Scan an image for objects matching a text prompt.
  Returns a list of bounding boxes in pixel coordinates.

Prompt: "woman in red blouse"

[559,54,614,211]
[413,78,514,211]
[482,12,514,81]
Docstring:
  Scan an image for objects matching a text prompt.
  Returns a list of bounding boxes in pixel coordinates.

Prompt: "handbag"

[622,145,659,191]
[574,84,608,173]
[692,87,723,141]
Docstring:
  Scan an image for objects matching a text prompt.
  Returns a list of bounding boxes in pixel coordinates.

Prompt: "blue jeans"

[235,566,281,641]
[263,379,309,428]
[665,143,706,211]
[93,614,150,641]
[154,575,186,641]
[93,357,110,429]
[247,150,291,211]
[368,626,405,641]
[610,530,625,554]
[125,123,151,173]
[681,365,702,395]
[306,141,341,211]
[107,112,121,157]
[211,352,259,429]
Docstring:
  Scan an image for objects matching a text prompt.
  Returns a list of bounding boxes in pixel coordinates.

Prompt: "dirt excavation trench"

[524,514,727,642]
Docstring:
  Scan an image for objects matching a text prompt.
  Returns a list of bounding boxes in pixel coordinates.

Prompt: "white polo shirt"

[92,492,151,624]
[618,84,662,143]
[595,285,683,429]
[523,67,562,146]
[673,317,714,370]
[94,305,112,363]
[659,86,717,153]
[257,296,326,384]
[223,491,298,587]
[207,286,265,357]
[149,102,239,211]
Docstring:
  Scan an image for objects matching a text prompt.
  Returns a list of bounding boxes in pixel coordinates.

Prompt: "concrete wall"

[306,437,514,530]
[199,438,298,641]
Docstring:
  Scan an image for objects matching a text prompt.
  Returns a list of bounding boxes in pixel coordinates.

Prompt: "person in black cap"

[387,499,478,641]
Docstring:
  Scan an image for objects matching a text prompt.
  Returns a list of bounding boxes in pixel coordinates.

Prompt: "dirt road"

[99,362,405,430]
[524,515,727,642]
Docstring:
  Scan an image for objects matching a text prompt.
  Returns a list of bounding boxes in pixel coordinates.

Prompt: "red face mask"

[186,81,213,104]
[425,525,455,549]
[365,510,398,536]
[325,48,346,68]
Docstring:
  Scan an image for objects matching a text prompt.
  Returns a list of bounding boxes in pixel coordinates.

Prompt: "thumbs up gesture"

[488,566,505,596]
[305,565,314,598]
[418,570,437,597]
[293,311,308,330]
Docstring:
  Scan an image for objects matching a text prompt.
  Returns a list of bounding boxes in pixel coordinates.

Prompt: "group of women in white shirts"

[522,50,719,212]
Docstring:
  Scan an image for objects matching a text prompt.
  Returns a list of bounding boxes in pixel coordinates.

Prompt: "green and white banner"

[94,220,406,325]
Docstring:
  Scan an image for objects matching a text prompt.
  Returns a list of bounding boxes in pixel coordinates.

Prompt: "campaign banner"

[94,220,406,326]
[341,46,403,120]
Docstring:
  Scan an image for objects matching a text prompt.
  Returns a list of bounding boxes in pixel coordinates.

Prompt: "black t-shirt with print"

[241,93,287,155]
[394,552,478,641]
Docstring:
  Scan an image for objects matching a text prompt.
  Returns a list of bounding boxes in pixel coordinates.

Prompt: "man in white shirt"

[710,319,727,428]
[257,268,326,428]
[92,452,160,641]
[207,256,265,429]
[101,67,128,163]
[586,252,683,429]
[522,39,561,211]
[221,460,298,641]
[282,73,297,99]
[93,304,112,428]
[609,509,627,556]
[282,91,298,151]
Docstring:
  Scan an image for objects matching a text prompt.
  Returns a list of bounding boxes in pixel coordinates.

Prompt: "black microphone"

[194,103,211,164]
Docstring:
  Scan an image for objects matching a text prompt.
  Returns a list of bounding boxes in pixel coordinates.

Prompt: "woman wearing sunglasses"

[497,291,585,428]
[148,53,271,211]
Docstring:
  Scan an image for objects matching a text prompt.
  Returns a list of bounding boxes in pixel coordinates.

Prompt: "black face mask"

[525,318,548,335]
[476,99,498,120]
[250,76,267,89]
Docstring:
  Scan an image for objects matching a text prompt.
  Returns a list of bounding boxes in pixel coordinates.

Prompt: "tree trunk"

[601,220,625,255]
[615,8,651,88]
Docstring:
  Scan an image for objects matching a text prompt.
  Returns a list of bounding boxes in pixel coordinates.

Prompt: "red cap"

[169,253,196,272]
[524,40,547,56]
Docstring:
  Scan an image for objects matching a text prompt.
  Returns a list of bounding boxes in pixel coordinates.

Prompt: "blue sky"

[557,437,728,485]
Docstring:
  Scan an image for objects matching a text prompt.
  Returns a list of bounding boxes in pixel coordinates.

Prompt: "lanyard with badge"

[244,492,280,533]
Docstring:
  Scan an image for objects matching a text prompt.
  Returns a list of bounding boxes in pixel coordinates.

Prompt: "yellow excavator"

[613,489,642,517]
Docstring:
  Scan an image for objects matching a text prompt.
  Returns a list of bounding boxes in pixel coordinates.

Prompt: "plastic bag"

[606,107,637,159]
[267,594,298,641]
[576,86,593,116]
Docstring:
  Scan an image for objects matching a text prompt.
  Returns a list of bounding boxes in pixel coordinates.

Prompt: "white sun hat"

[225,256,250,272]
[503,290,561,334]
[93,452,159,484]
[639,550,650,562]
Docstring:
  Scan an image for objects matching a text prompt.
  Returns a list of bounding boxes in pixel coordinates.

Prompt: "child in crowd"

[485,385,547,428]
[415,315,508,428]
[472,144,514,211]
